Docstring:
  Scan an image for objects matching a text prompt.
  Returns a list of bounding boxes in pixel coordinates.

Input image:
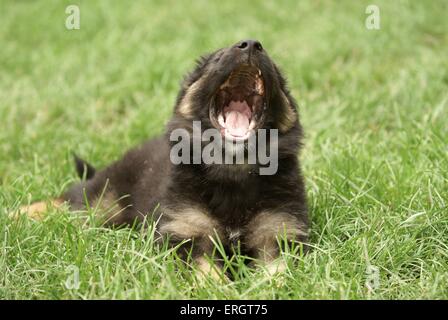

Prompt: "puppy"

[16,40,309,276]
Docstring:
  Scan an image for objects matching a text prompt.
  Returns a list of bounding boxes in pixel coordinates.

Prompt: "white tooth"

[218,114,226,127]
[249,119,256,130]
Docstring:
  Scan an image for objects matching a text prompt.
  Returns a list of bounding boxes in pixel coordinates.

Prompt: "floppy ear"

[276,90,297,133]
[271,63,298,133]
[177,77,205,119]
[176,52,218,118]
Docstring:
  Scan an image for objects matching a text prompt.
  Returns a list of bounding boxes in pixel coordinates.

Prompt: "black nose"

[236,39,263,52]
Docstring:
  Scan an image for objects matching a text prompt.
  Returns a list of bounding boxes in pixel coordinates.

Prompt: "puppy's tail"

[73,153,96,180]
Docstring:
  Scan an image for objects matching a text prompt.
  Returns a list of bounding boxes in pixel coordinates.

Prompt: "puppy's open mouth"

[210,65,265,141]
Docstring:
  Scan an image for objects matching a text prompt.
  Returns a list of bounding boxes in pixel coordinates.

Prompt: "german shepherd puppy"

[17,40,309,276]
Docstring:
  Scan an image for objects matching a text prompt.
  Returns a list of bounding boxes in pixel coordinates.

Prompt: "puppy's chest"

[205,182,261,228]
[224,226,244,247]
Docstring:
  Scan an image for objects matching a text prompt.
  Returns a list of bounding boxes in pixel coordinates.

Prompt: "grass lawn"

[1,0,447,299]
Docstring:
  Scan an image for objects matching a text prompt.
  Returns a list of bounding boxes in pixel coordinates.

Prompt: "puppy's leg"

[245,211,308,276]
[194,256,225,281]
[11,198,65,221]
[158,206,225,280]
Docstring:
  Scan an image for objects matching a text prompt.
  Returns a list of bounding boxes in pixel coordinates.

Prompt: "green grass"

[1,0,447,299]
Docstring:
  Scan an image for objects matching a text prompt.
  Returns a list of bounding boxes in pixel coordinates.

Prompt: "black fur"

[73,153,96,180]
[62,40,309,263]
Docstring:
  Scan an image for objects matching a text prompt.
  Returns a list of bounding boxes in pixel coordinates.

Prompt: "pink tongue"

[225,110,250,137]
